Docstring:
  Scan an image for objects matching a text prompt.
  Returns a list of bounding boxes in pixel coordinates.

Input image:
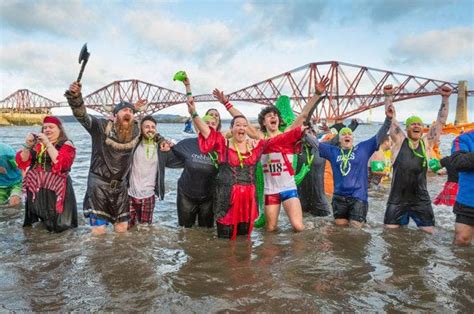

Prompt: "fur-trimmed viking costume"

[65,92,140,224]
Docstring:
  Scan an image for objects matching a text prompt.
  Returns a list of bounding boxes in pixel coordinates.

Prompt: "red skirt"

[433,181,459,206]
[216,184,258,240]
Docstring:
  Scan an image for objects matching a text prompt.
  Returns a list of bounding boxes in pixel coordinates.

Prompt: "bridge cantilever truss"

[0,89,59,113]
[78,79,189,116]
[1,61,470,120]
[221,61,461,121]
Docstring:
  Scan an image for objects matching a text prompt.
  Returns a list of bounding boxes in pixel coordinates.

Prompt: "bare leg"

[385,224,400,229]
[91,225,106,235]
[335,218,349,226]
[114,221,128,233]
[9,195,21,207]
[282,198,304,232]
[454,223,474,246]
[420,226,435,234]
[350,220,364,228]
[264,204,281,232]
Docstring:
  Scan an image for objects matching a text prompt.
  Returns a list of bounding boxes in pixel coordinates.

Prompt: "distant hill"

[59,114,187,123]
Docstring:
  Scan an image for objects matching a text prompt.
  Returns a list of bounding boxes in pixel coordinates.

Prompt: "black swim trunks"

[453,202,474,226]
[384,202,435,227]
[331,194,368,223]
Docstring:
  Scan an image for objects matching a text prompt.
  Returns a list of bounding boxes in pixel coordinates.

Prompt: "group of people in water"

[0,73,472,246]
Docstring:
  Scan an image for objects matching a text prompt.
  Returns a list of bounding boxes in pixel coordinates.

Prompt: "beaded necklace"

[232,139,252,168]
[408,138,427,167]
[143,138,156,160]
[37,144,48,169]
[208,151,219,169]
[339,146,353,176]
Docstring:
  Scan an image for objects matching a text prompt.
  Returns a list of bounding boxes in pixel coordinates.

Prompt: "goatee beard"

[115,117,134,142]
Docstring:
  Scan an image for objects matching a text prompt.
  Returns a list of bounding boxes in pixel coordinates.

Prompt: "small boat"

[423,122,474,135]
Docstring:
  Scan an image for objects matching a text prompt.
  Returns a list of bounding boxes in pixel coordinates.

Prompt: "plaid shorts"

[433,181,458,206]
[128,195,156,228]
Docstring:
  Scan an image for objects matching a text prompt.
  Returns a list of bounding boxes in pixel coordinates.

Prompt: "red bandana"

[43,116,62,126]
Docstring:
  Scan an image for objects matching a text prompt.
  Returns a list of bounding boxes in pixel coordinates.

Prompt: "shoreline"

[0,112,46,126]
[0,113,190,126]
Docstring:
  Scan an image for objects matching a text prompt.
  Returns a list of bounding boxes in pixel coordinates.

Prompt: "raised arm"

[213,89,263,139]
[376,106,393,146]
[426,86,451,147]
[64,81,95,131]
[384,85,405,144]
[187,98,211,138]
[291,76,329,129]
[179,74,198,133]
[304,131,319,150]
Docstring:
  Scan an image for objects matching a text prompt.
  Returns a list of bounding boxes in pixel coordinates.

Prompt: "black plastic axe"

[76,43,90,82]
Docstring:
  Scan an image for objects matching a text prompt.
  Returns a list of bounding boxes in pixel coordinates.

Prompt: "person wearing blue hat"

[65,81,146,235]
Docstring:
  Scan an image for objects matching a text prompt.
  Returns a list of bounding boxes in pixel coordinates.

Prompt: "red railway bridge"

[1,61,471,121]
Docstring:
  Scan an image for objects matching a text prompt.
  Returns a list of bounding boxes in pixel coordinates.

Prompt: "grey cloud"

[388,27,474,65]
[245,0,328,34]
[0,0,97,37]
[0,42,114,99]
[123,11,238,68]
[356,0,449,23]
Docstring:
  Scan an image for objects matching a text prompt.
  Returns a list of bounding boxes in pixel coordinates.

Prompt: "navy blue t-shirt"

[319,136,377,202]
[171,138,218,198]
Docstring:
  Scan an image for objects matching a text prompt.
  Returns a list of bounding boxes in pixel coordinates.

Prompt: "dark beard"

[115,117,134,142]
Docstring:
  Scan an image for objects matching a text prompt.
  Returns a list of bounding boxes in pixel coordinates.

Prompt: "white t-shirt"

[128,142,158,199]
[261,152,296,195]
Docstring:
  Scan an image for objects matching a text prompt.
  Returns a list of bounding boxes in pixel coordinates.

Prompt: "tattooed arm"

[426,87,451,149]
[384,85,405,162]
[213,88,263,140]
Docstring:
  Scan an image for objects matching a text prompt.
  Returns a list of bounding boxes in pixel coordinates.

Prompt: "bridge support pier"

[454,80,468,125]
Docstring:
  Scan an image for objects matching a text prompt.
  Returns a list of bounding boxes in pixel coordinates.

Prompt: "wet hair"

[205,108,222,131]
[257,106,283,132]
[230,115,247,128]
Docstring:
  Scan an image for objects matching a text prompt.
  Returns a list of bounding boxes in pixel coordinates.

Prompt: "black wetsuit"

[296,144,331,216]
[385,139,434,226]
[161,138,218,227]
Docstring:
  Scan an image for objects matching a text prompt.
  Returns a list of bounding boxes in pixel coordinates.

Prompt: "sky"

[0,0,473,122]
